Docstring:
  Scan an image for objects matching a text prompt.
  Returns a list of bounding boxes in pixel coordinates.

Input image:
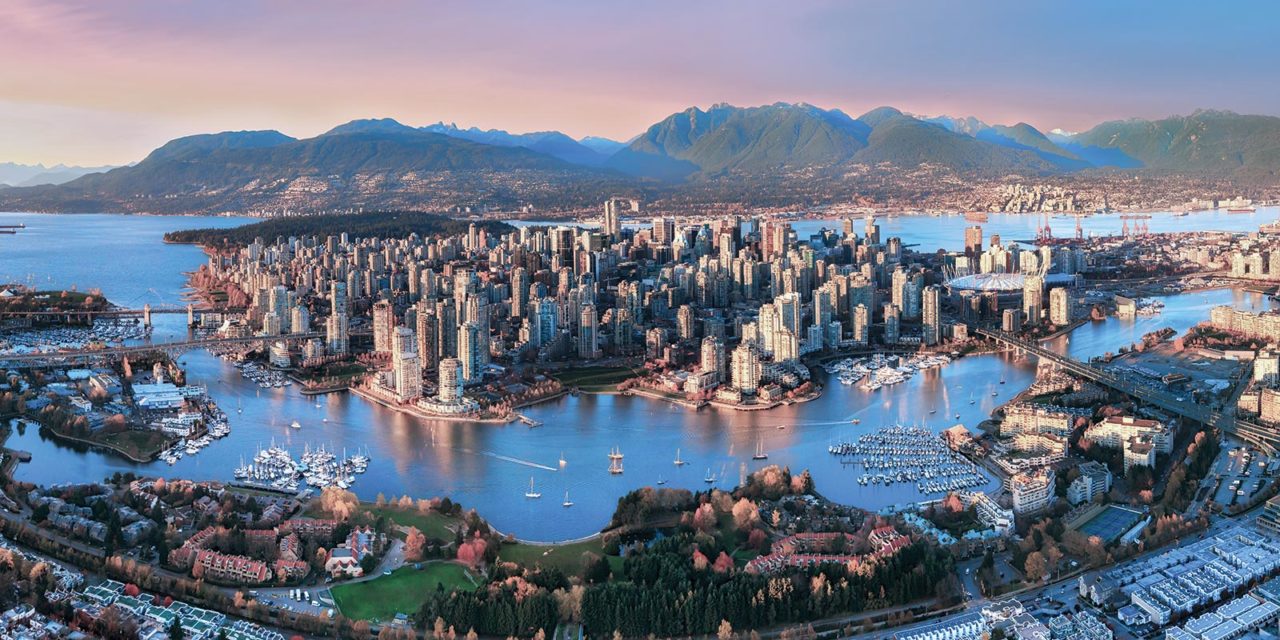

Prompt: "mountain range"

[0,162,118,187]
[5,104,1280,212]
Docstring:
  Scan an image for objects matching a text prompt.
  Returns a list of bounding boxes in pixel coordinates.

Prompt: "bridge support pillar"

[143,303,152,330]
[187,304,195,327]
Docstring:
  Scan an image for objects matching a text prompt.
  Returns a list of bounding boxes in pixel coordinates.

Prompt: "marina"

[231,440,371,492]
[829,425,988,495]
[824,352,953,390]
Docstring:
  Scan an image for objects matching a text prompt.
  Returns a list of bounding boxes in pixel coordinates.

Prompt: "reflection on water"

[0,211,1276,540]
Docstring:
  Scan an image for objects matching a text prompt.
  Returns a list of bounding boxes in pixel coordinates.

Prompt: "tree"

[693,503,717,532]
[718,619,735,640]
[168,616,185,640]
[732,498,760,530]
[404,527,426,562]
[1024,551,1047,582]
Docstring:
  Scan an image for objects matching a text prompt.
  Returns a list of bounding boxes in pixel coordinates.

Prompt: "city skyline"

[3,0,1280,165]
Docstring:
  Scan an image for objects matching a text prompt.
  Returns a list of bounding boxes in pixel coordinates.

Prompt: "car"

[312,600,320,607]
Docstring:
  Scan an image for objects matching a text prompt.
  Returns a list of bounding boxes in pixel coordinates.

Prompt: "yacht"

[525,477,542,499]
[704,468,716,483]
[290,420,301,430]
[753,440,768,460]
[562,490,573,507]
[673,449,686,466]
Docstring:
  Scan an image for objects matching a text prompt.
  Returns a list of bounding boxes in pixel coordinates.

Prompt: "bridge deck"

[975,327,1279,450]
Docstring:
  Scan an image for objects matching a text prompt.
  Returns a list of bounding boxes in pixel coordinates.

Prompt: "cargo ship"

[1228,207,1257,213]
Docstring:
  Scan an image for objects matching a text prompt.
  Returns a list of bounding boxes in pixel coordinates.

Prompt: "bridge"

[974,327,1280,451]
[0,331,353,368]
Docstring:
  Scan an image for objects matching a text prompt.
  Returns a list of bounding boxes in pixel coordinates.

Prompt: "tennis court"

[1076,505,1144,543]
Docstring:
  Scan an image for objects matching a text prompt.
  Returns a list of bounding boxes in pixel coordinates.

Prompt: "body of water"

[0,210,1271,541]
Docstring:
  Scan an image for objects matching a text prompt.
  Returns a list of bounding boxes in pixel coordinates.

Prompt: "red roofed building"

[194,549,271,585]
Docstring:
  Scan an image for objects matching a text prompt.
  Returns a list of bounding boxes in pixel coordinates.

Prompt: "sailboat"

[525,477,542,499]
[559,452,567,468]
[236,398,243,414]
[968,393,975,405]
[704,468,716,483]
[290,420,301,430]
[562,490,573,507]
[673,449,686,466]
[609,447,624,474]
[752,440,768,460]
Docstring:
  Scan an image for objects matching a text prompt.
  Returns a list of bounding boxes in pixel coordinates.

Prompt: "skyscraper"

[1022,274,1044,326]
[883,303,900,344]
[415,301,438,371]
[391,326,421,402]
[852,304,869,345]
[511,267,529,319]
[964,225,983,257]
[458,322,484,383]
[730,342,762,395]
[652,216,674,245]
[437,358,463,404]
[676,305,696,341]
[922,285,941,346]
[701,336,726,383]
[1049,286,1072,326]
[326,313,349,355]
[578,304,600,359]
[603,197,632,241]
[372,299,395,353]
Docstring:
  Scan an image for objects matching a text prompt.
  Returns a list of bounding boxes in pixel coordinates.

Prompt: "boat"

[704,468,716,483]
[673,449,686,466]
[525,477,541,499]
[290,420,301,430]
[851,418,861,424]
[562,490,573,507]
[929,409,937,414]
[656,476,666,486]
[559,452,567,468]
[991,391,998,396]
[608,446,623,461]
[236,399,242,414]
[753,440,768,460]
[1228,207,1257,213]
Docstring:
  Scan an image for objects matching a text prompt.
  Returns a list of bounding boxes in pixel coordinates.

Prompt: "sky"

[2,0,1279,166]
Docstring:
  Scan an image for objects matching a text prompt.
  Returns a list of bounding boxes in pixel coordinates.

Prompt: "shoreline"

[39,426,164,464]
[349,385,516,424]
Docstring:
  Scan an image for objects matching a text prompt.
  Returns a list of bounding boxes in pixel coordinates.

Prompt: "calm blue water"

[0,210,1269,541]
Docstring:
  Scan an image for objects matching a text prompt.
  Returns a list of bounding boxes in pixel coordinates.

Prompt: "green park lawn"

[552,366,639,391]
[497,539,622,574]
[331,562,478,621]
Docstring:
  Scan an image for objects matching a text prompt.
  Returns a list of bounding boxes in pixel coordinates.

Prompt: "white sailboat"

[752,439,768,460]
[562,490,573,507]
[290,420,301,430]
[525,477,542,499]
[704,468,716,483]
[673,448,686,466]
